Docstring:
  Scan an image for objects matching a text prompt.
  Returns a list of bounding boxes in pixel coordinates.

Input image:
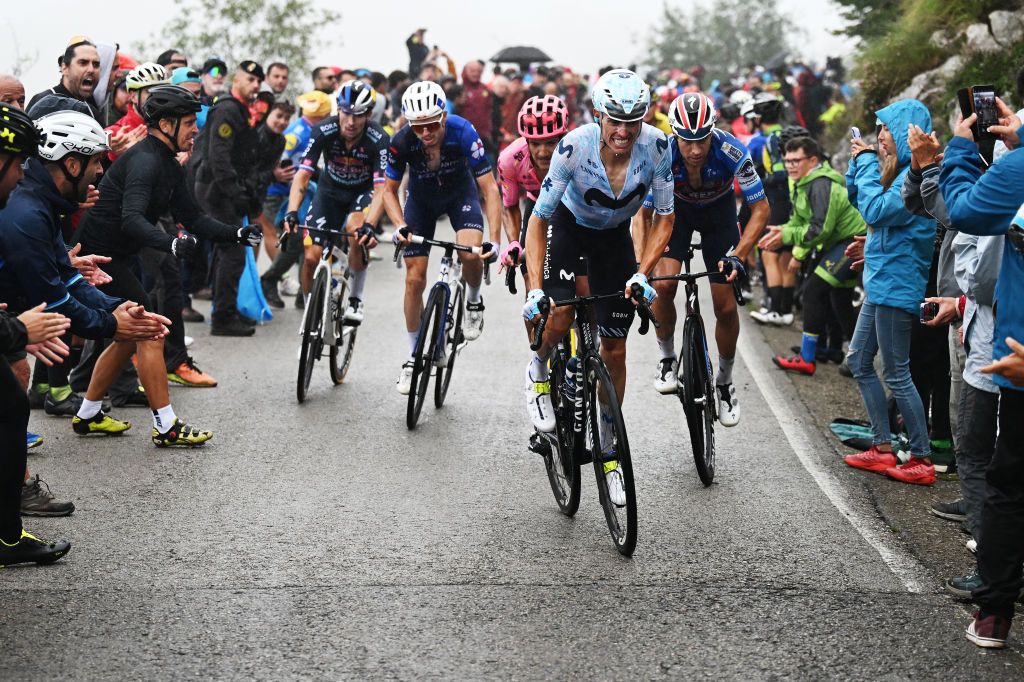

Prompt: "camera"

[919,301,939,323]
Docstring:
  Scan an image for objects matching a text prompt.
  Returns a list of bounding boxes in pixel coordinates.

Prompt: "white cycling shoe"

[344,298,364,323]
[605,466,627,507]
[396,360,414,395]
[463,299,484,341]
[653,357,678,394]
[716,383,740,427]
[524,361,555,433]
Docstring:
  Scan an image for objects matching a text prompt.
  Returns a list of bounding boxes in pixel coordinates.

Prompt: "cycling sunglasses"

[411,120,443,135]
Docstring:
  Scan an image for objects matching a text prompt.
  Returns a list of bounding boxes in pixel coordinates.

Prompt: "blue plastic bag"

[236,218,273,323]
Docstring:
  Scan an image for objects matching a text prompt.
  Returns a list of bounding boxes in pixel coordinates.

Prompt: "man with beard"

[28,40,103,121]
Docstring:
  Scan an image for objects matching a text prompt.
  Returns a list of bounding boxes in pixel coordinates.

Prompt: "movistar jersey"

[533,122,673,229]
[385,114,491,194]
[267,116,315,197]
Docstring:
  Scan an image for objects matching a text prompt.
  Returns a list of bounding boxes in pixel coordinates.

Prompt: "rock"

[930,29,953,50]
[893,56,964,102]
[989,10,1024,47]
[964,23,999,53]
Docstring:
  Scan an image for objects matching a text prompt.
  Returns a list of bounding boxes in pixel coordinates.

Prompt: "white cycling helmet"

[729,89,753,105]
[36,111,110,161]
[740,98,758,120]
[126,62,170,91]
[402,81,446,122]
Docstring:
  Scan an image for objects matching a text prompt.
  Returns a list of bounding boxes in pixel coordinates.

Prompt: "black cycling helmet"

[779,125,811,147]
[751,92,783,121]
[141,85,202,126]
[0,105,42,158]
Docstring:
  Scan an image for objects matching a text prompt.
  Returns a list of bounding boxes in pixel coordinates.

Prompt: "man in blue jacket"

[939,98,1024,649]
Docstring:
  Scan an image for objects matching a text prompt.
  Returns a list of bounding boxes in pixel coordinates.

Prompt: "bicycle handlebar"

[630,284,659,335]
[504,246,521,295]
[530,297,550,351]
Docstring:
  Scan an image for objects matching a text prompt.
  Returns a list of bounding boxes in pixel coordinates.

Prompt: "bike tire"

[329,277,356,385]
[406,286,445,430]
[544,347,581,516]
[585,356,637,556]
[434,284,464,408]
[296,268,327,403]
[680,315,716,486]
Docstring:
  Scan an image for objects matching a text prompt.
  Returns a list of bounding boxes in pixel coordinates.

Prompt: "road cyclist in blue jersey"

[634,92,770,426]
[387,81,502,394]
[522,69,675,505]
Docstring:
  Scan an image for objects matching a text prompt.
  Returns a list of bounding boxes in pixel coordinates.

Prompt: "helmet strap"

[58,154,89,199]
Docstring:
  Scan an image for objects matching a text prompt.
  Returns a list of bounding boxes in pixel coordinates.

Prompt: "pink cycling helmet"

[517,95,569,140]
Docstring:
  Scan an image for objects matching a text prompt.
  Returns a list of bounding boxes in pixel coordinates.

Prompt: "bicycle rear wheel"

[407,286,445,430]
[329,277,356,384]
[585,356,637,556]
[680,315,716,486]
[296,268,327,403]
[434,284,464,408]
[544,347,581,516]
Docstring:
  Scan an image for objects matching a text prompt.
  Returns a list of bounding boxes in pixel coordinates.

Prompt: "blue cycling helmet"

[592,69,650,122]
[337,79,376,115]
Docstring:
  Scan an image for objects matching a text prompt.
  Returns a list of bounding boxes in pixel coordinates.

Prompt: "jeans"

[847,300,931,456]
[956,383,998,538]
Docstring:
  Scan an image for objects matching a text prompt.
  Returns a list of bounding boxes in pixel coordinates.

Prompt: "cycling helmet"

[296,90,332,118]
[740,98,757,120]
[126,62,170,91]
[668,93,717,141]
[401,81,446,122]
[592,69,649,122]
[517,95,569,140]
[0,105,42,158]
[141,85,202,125]
[36,111,109,161]
[729,90,752,105]
[337,79,377,115]
[751,92,783,120]
[779,125,812,147]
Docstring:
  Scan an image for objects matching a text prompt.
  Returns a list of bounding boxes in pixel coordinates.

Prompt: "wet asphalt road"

[5,225,1023,680]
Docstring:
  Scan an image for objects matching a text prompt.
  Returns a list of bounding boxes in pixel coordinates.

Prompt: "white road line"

[736,331,928,594]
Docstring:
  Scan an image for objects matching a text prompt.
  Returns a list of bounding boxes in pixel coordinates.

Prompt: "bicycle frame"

[426,246,463,366]
[297,227,350,349]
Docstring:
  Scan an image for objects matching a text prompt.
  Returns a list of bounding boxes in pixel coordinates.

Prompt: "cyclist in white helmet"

[107,62,170,160]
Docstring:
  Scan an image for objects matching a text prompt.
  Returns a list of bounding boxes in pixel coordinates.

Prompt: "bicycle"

[394,228,488,430]
[292,225,368,403]
[530,284,656,556]
[649,243,744,486]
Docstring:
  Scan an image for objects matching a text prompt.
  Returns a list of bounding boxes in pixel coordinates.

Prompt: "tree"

[646,0,799,84]
[828,0,900,43]
[134,0,339,89]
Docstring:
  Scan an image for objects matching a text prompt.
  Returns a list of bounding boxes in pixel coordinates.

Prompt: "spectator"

[170,68,207,127]
[311,66,336,95]
[369,71,389,125]
[107,62,170,161]
[106,76,129,122]
[28,39,103,120]
[155,49,188,70]
[460,60,495,159]
[266,62,289,100]
[199,56,228,106]
[406,28,429,77]
[251,99,293,263]
[499,74,526,149]
[0,74,26,109]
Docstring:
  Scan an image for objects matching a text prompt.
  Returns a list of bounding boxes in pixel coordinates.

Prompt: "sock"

[780,287,794,315]
[152,404,176,434]
[408,331,419,355]
[716,355,735,386]
[466,283,481,304]
[800,332,819,364]
[32,382,49,395]
[49,384,72,402]
[768,286,782,313]
[349,268,367,300]
[76,398,103,420]
[529,351,549,381]
[657,335,675,360]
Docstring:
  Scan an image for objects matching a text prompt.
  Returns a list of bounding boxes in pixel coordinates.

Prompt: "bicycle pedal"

[528,432,552,457]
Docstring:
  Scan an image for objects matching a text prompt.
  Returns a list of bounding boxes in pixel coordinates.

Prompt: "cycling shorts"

[666,196,740,284]
[812,239,859,288]
[542,202,635,339]
[304,188,372,247]
[402,187,483,258]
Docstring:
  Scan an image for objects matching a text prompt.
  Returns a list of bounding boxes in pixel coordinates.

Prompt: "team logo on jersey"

[470,139,486,159]
[655,134,668,153]
[542,177,553,191]
[737,158,758,185]
[559,269,575,282]
[720,141,743,162]
[556,139,574,158]
[583,184,647,210]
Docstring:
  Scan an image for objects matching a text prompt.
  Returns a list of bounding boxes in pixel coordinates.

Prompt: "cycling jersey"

[385,114,491,194]
[643,128,765,208]
[532,122,673,230]
[267,116,317,198]
[497,137,541,207]
[298,118,389,197]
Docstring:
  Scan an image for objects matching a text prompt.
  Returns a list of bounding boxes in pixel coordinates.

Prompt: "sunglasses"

[412,121,443,135]
[207,66,223,77]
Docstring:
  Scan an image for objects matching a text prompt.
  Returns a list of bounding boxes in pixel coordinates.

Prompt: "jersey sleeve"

[460,120,492,177]
[297,123,326,174]
[372,128,390,184]
[385,129,408,181]
[650,132,674,215]
[497,150,521,208]
[532,137,577,220]
[734,153,766,204]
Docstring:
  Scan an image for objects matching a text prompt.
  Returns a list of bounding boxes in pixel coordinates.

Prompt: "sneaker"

[344,297,364,324]
[396,360,414,395]
[929,441,957,474]
[261,277,285,309]
[838,358,854,378]
[20,475,74,517]
[152,418,213,447]
[776,313,794,326]
[524,361,556,432]
[181,306,205,323]
[844,446,898,474]
[0,529,70,567]
[967,537,978,554]
[463,299,484,341]
[72,412,131,436]
[653,357,678,394]
[168,358,218,387]
[930,498,966,522]
[749,308,771,324]
[43,391,83,417]
[966,611,1011,649]
[280,274,300,296]
[26,432,43,449]
[716,383,740,427]
[885,457,936,486]
[945,572,982,599]
[772,354,816,376]
[210,315,256,337]
[605,464,627,507]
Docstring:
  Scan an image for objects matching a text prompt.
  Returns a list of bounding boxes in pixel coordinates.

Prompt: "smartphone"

[920,301,939,323]
[850,126,861,140]
[278,158,293,169]
[972,84,999,141]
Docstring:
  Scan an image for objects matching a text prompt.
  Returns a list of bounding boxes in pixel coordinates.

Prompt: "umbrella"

[490,46,552,64]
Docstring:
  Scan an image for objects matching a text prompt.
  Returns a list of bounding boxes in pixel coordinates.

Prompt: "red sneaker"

[885,456,936,486]
[966,611,1011,649]
[772,354,816,375]
[844,447,897,474]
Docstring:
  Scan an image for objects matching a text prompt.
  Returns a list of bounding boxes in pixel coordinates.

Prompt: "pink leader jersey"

[497,137,541,208]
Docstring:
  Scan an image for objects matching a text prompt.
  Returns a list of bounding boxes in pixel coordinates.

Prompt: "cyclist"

[387,81,501,394]
[283,81,400,322]
[522,69,675,505]
[634,92,769,427]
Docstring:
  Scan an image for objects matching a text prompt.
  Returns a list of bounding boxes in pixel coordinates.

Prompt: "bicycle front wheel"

[329,277,356,385]
[407,286,445,430]
[296,268,327,403]
[545,347,581,516]
[680,315,716,486]
[585,356,637,556]
[434,283,464,408]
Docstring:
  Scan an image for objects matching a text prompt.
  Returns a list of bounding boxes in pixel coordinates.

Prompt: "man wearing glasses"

[199,56,228,106]
[311,67,337,96]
